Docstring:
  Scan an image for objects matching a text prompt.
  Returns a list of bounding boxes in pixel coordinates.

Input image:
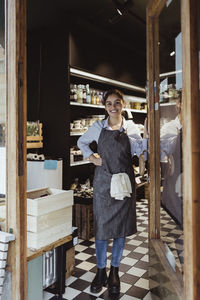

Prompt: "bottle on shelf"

[96,91,100,105]
[99,91,103,105]
[86,84,91,104]
[82,85,87,103]
[91,89,95,104]
[70,84,77,102]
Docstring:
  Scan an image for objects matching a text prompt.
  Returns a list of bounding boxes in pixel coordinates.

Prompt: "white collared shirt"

[77,117,147,159]
[160,116,182,159]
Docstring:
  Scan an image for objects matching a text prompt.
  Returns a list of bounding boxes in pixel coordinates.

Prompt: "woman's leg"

[90,239,108,293]
[111,237,125,267]
[108,237,125,295]
[95,239,108,268]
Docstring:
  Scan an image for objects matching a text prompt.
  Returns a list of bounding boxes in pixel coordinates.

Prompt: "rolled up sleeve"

[77,121,101,159]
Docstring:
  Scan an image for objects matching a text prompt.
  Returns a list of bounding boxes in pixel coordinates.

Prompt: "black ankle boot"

[108,265,120,295]
[90,268,108,293]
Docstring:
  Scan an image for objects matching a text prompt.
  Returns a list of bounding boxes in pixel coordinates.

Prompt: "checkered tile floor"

[43,199,183,300]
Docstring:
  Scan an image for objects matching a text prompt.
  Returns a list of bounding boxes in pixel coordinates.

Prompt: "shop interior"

[1,0,199,299]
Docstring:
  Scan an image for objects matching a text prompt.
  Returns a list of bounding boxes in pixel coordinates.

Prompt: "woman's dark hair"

[103,89,124,105]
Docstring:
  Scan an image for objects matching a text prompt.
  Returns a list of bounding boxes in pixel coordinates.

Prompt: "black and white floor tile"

[43,199,183,300]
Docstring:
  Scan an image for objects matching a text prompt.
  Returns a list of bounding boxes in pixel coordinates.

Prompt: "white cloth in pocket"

[110,173,132,200]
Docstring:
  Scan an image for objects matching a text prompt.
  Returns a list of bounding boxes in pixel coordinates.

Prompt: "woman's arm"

[126,121,147,157]
[77,121,102,159]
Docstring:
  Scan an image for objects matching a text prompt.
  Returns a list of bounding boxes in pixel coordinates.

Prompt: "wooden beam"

[6,0,27,299]
[147,0,167,18]
[146,8,156,239]
[182,0,200,299]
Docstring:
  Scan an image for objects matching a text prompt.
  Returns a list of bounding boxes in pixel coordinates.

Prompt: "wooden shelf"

[70,101,104,109]
[27,235,72,261]
[27,123,43,149]
[70,102,147,113]
[70,131,85,136]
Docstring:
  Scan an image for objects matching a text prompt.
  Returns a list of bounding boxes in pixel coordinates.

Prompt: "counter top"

[27,234,72,261]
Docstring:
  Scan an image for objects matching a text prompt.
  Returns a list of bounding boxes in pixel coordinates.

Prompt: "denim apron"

[93,127,137,240]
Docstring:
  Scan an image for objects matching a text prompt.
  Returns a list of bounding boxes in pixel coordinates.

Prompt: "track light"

[113,0,133,16]
[110,0,133,24]
[116,8,123,15]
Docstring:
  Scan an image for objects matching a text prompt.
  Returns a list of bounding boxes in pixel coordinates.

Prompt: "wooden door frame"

[6,0,27,299]
[147,0,200,299]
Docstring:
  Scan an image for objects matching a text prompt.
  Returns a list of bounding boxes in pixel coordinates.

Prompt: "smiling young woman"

[77,88,147,295]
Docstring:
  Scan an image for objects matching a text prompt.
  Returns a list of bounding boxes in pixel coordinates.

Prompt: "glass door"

[159,0,183,275]
[147,0,200,299]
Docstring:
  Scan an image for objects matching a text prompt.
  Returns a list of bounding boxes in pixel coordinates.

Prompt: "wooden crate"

[27,123,43,149]
[66,247,75,279]
[27,188,73,249]
[73,203,94,240]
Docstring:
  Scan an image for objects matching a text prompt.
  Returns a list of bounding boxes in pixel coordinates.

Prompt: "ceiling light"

[170,51,175,56]
[112,0,133,17]
[117,8,123,15]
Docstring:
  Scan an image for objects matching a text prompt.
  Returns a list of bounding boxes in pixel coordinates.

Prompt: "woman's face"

[105,94,125,118]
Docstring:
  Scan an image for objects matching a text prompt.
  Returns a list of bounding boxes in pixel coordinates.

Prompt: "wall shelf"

[70,160,91,167]
[70,67,146,93]
[70,102,147,113]
[70,132,85,136]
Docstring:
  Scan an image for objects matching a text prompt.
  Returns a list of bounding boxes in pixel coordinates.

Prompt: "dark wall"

[27,31,70,188]
[69,24,146,87]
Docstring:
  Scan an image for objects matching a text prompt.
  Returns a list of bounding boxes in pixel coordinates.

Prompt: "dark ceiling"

[27,0,148,58]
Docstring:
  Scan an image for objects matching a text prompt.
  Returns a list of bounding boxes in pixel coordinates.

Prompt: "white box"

[27,188,73,250]
[27,160,62,190]
[27,188,73,216]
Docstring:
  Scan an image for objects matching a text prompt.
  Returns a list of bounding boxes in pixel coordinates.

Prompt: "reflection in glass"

[159,0,183,274]
[0,0,6,229]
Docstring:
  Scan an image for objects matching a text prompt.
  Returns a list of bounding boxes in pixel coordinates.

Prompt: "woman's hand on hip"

[89,154,102,166]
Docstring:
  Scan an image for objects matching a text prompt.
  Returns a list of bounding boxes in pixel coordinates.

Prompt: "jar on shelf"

[77,84,83,103]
